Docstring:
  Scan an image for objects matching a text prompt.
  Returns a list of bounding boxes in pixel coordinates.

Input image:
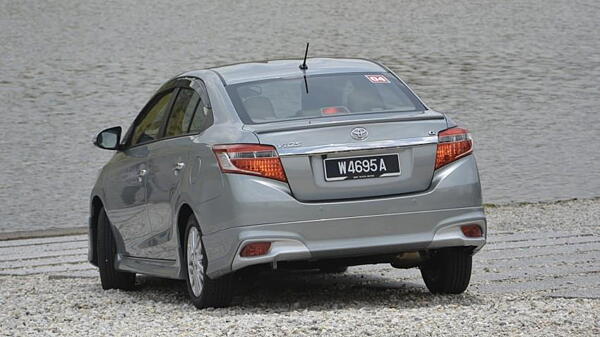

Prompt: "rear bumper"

[211,207,485,277]
[200,155,486,278]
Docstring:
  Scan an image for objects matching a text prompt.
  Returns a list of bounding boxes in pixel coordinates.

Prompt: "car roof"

[206,58,387,85]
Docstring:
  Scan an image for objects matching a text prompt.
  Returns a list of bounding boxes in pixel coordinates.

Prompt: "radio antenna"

[299,42,309,70]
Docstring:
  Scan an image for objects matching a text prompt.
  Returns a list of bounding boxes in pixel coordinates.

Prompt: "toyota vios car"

[90,58,486,308]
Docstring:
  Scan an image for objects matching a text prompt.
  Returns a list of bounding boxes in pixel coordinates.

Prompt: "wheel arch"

[176,203,196,269]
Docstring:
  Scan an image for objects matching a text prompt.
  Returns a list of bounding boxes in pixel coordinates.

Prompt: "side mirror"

[94,126,122,150]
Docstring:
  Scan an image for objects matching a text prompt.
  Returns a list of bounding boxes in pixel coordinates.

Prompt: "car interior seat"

[346,86,385,113]
[243,96,276,122]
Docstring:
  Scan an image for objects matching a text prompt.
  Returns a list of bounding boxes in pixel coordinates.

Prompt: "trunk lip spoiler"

[276,136,438,156]
[242,110,444,134]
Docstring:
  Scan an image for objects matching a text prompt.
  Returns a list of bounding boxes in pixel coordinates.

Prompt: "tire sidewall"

[420,248,472,294]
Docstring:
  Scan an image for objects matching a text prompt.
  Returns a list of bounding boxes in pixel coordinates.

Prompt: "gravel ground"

[1,198,599,336]
[486,198,600,233]
[1,275,599,337]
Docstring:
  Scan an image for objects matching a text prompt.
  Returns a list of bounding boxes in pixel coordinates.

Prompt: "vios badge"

[350,127,368,141]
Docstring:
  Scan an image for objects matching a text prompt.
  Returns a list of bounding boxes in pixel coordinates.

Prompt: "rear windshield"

[226,72,425,124]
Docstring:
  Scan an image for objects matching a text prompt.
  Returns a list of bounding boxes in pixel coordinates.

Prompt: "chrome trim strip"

[277,136,438,156]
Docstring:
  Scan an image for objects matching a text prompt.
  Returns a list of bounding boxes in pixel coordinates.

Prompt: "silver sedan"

[89,58,486,308]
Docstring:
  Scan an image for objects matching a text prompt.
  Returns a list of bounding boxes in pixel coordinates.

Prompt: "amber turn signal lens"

[435,127,473,169]
[240,242,272,257]
[461,224,483,238]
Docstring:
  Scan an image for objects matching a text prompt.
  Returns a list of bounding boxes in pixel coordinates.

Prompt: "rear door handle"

[173,162,185,176]
[137,169,147,183]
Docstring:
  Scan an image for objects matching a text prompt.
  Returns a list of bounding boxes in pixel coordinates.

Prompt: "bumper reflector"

[461,224,483,238]
[240,242,272,257]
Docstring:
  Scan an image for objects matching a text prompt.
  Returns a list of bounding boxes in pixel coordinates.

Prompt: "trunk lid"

[245,111,447,201]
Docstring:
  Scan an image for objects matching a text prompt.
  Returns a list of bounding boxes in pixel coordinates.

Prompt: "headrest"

[243,96,276,122]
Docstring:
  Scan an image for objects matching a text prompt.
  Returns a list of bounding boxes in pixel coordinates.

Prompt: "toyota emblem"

[350,127,368,141]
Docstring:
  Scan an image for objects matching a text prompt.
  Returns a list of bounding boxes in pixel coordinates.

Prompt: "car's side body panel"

[101,147,151,257]
[90,70,258,266]
[144,136,190,258]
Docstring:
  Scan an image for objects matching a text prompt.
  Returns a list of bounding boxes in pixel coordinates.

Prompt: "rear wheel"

[183,215,233,308]
[420,247,472,294]
[97,208,136,290]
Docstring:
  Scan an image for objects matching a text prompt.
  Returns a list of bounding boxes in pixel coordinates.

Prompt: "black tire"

[319,265,348,274]
[183,215,233,309]
[420,247,472,294]
[97,208,136,290]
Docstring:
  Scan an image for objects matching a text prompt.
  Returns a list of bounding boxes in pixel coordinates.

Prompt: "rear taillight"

[435,127,473,169]
[212,144,287,182]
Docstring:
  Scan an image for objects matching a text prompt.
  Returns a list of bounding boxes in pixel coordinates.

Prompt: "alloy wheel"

[186,227,205,297]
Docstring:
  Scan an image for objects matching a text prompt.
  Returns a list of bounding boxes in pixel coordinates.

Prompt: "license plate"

[324,154,401,181]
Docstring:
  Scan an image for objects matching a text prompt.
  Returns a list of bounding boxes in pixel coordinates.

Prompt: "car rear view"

[90,58,486,309]
[200,59,486,300]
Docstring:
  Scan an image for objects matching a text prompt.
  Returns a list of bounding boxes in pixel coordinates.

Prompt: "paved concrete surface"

[1,229,599,298]
[0,227,87,241]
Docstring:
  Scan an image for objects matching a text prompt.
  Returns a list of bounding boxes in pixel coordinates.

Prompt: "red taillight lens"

[435,127,473,169]
[240,242,271,257]
[212,144,287,182]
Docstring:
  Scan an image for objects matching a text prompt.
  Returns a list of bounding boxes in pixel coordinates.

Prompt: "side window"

[165,89,200,137]
[189,96,210,132]
[131,90,174,146]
